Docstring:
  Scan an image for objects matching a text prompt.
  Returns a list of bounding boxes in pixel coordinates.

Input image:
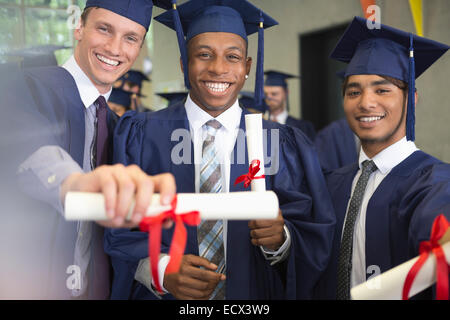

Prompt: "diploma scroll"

[244,113,266,192]
[65,190,279,221]
[351,240,450,300]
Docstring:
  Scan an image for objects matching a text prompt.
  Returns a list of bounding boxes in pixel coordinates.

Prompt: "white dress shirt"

[345,137,418,288]
[135,95,291,294]
[270,109,288,125]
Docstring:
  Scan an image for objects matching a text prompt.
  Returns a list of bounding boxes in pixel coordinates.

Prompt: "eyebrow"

[96,21,143,40]
[345,79,394,90]
[194,44,245,53]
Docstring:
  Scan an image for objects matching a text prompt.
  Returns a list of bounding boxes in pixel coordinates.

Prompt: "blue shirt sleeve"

[17,145,83,215]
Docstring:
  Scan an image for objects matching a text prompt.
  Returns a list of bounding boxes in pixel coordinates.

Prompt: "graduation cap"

[154,0,278,105]
[6,45,71,68]
[330,16,449,141]
[108,88,135,109]
[118,70,150,93]
[85,0,173,31]
[239,90,267,114]
[156,91,188,107]
[264,70,298,88]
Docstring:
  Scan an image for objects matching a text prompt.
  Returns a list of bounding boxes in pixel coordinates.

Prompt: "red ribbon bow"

[402,214,450,300]
[139,195,200,294]
[234,159,265,188]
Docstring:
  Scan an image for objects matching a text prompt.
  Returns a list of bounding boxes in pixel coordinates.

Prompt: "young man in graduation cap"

[239,91,268,115]
[314,16,450,300]
[0,0,176,299]
[156,91,189,108]
[109,88,135,117]
[115,69,151,112]
[264,70,316,141]
[105,0,335,300]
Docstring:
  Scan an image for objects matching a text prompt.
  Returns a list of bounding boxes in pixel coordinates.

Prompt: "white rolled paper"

[244,113,266,192]
[65,191,279,221]
[351,241,450,300]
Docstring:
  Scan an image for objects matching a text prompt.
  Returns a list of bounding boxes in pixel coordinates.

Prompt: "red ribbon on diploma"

[234,159,265,188]
[402,214,450,300]
[139,195,200,294]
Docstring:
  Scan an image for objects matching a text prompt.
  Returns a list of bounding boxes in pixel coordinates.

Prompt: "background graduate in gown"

[0,0,176,299]
[105,0,335,300]
[264,70,316,141]
[314,16,450,300]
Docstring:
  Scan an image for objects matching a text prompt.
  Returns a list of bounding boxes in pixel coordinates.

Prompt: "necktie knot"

[361,160,377,175]
[204,119,222,135]
[96,96,107,113]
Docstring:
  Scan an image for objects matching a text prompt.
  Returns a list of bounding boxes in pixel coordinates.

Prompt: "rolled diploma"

[65,191,279,221]
[351,241,450,300]
[244,113,266,192]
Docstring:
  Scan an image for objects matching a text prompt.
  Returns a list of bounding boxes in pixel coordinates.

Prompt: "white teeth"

[205,82,230,92]
[96,54,119,66]
[360,115,384,122]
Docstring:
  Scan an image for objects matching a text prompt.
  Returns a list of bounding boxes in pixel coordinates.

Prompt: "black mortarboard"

[156,91,188,107]
[264,70,298,88]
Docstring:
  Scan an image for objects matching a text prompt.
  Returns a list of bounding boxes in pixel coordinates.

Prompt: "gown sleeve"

[271,124,336,299]
[104,112,172,299]
[404,162,450,252]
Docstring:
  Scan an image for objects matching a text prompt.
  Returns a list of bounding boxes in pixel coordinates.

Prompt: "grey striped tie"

[197,119,226,300]
[336,160,378,300]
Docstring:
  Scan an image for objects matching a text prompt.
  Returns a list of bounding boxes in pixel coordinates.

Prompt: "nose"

[104,35,121,57]
[359,89,377,110]
[208,56,229,76]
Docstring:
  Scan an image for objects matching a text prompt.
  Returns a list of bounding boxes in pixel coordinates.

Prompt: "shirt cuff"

[17,145,83,215]
[134,254,170,297]
[260,225,291,265]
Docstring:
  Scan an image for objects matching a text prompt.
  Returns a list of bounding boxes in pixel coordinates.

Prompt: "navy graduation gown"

[105,102,336,300]
[314,151,450,299]
[314,118,357,173]
[0,66,117,298]
[286,116,316,142]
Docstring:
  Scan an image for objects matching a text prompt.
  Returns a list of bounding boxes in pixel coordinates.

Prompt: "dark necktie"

[95,95,109,167]
[336,160,378,300]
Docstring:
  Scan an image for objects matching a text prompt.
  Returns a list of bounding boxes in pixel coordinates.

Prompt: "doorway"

[300,23,349,131]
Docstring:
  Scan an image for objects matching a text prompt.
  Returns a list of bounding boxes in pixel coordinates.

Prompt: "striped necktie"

[197,119,226,300]
[336,160,378,300]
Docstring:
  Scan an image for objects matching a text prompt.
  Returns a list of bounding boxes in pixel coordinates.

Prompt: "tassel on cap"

[254,11,264,106]
[171,0,190,89]
[406,33,416,141]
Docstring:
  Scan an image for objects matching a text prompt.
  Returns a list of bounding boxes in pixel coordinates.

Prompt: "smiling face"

[74,8,146,94]
[343,74,410,157]
[186,32,252,117]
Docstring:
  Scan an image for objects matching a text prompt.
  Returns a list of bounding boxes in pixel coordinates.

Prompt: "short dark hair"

[186,36,249,59]
[342,75,408,96]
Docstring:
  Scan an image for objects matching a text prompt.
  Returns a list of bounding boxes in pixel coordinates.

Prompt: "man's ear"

[245,57,252,77]
[74,19,83,41]
[414,90,418,106]
[180,56,184,74]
